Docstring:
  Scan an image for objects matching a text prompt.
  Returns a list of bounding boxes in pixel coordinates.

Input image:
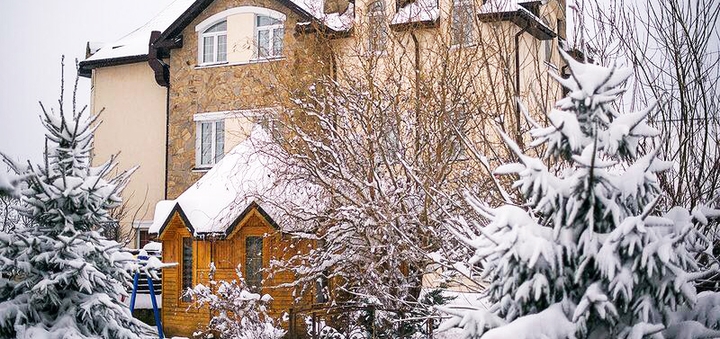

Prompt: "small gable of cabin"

[149,127,320,337]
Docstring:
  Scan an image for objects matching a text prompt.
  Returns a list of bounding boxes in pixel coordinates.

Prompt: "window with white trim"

[133,220,155,249]
[451,0,475,46]
[200,21,227,64]
[367,0,388,53]
[195,114,225,168]
[256,15,284,58]
[195,7,286,65]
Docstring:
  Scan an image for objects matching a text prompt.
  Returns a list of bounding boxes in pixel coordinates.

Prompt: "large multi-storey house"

[79,0,566,336]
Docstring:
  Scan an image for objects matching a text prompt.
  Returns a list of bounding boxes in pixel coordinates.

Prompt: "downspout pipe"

[514,26,528,146]
[148,31,171,200]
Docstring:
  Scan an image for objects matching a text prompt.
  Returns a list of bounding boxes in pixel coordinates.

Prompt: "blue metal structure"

[130,255,165,339]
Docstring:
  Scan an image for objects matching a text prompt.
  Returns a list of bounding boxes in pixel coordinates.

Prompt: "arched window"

[195,7,286,65]
[256,15,284,58]
[200,21,227,64]
[367,0,388,53]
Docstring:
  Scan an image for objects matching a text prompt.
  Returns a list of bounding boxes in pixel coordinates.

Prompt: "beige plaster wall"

[227,12,257,63]
[329,0,565,152]
[91,62,167,247]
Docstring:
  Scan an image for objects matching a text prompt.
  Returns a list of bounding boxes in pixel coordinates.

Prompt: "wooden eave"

[389,17,439,31]
[77,54,148,78]
[295,22,353,38]
[220,201,282,239]
[155,203,196,240]
[477,8,556,40]
[158,201,282,240]
[153,0,343,53]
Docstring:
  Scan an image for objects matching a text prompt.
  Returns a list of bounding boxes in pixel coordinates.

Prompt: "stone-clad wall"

[166,0,329,198]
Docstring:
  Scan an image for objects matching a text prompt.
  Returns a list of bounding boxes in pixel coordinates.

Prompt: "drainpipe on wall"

[514,26,528,148]
[148,30,171,200]
[163,88,170,200]
[410,31,421,153]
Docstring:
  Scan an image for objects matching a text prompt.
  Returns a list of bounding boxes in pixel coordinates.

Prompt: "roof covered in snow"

[149,126,324,237]
[291,0,355,31]
[477,0,555,40]
[154,0,354,52]
[390,0,439,27]
[78,0,195,73]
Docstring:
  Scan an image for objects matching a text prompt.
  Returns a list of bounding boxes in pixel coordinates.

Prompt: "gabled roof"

[149,125,324,238]
[154,0,354,52]
[79,0,353,77]
[78,0,196,77]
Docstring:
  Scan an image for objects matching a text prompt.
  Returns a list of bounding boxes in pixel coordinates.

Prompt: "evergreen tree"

[0,63,154,338]
[440,51,720,338]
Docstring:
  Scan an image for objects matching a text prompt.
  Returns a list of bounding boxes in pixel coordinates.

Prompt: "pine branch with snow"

[0,61,153,338]
[440,50,720,339]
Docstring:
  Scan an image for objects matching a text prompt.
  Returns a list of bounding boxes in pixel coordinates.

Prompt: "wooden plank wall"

[160,210,314,337]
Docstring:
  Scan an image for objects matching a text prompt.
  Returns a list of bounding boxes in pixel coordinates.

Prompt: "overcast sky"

[0,0,174,166]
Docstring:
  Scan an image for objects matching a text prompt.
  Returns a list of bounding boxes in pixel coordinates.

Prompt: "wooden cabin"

[154,203,310,336]
[149,127,320,337]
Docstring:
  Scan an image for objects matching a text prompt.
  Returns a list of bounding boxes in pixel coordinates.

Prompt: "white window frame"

[451,0,476,47]
[367,0,388,54]
[199,21,228,65]
[133,220,153,249]
[194,112,228,169]
[195,7,286,66]
[255,15,284,59]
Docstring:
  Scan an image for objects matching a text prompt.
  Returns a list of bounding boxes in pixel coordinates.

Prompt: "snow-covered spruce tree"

[185,264,285,339]
[439,50,720,339]
[0,63,154,338]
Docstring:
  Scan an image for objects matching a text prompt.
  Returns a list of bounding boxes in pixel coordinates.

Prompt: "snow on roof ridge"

[149,125,325,236]
[391,0,438,26]
[479,0,532,14]
[85,0,195,63]
[292,0,355,31]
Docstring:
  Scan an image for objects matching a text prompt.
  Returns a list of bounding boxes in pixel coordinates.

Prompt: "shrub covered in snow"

[0,67,153,338]
[185,263,285,339]
[440,50,720,339]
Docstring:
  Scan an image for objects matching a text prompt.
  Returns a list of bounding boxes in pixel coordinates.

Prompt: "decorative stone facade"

[166,0,330,198]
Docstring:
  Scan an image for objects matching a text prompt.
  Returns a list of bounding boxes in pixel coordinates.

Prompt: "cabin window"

[137,229,157,249]
[245,236,263,292]
[316,271,330,303]
[367,0,388,53]
[256,15,284,58]
[181,237,193,302]
[451,0,475,46]
[200,21,228,64]
[194,118,225,168]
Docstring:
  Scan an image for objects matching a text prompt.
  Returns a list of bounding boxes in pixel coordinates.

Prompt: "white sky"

[0,0,174,165]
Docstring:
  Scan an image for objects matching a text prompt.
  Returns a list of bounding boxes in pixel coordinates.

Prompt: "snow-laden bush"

[0,64,154,338]
[185,263,285,339]
[439,50,720,339]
